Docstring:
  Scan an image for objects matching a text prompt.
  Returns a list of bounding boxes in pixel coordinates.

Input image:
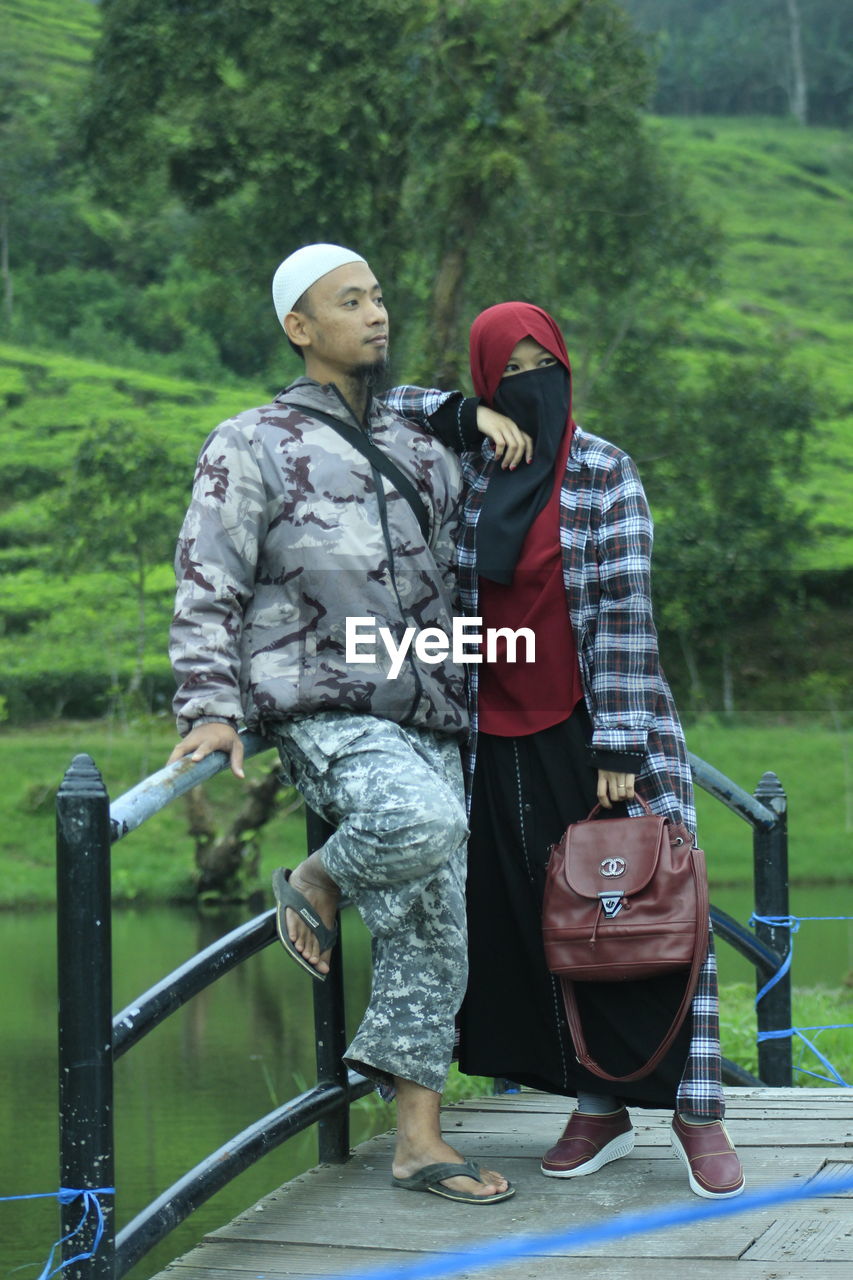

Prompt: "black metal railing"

[689,757,791,1087]
[56,741,373,1280]
[55,738,790,1278]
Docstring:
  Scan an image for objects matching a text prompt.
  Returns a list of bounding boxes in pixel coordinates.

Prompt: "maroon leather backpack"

[542,798,709,1082]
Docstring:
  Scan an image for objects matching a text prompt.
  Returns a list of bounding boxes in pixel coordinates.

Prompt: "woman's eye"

[539,356,556,367]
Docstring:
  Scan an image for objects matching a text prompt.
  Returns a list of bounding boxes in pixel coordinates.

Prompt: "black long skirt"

[457,706,693,1108]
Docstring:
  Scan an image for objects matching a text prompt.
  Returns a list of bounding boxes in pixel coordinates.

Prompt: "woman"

[388,301,744,1199]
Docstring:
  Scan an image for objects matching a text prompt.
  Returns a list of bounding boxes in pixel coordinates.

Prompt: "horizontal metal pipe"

[689,753,777,830]
[113,910,277,1058]
[109,731,273,842]
[109,737,775,846]
[710,905,781,979]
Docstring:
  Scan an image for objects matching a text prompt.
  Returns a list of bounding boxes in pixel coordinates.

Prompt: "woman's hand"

[475,405,533,469]
[597,770,636,809]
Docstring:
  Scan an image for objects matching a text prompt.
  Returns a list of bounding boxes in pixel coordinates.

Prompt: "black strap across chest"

[287,402,431,544]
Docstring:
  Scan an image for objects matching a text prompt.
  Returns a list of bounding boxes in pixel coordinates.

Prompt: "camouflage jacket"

[170,378,468,740]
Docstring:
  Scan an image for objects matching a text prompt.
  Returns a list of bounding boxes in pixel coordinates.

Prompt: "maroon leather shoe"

[671,1114,745,1198]
[541,1108,634,1178]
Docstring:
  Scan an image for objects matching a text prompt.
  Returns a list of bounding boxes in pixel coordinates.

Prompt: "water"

[0,905,387,1280]
[2,888,851,1280]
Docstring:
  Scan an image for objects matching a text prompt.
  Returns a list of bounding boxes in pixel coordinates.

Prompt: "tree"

[53,420,190,696]
[186,769,303,899]
[0,74,58,328]
[82,0,716,395]
[651,355,815,712]
[785,0,808,125]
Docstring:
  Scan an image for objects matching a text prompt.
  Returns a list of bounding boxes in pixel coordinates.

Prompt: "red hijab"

[470,301,572,419]
[469,302,574,585]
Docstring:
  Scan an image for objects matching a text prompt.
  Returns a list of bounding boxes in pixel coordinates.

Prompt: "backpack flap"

[562,813,668,905]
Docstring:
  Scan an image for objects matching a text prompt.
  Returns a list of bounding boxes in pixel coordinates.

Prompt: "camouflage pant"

[270,711,469,1095]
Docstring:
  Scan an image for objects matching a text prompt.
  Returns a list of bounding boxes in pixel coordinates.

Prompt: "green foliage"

[55,419,191,636]
[80,0,717,391]
[0,0,98,97]
[646,355,818,712]
[392,0,718,388]
[1,0,849,719]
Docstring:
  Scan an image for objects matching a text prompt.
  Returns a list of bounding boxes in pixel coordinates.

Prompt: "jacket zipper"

[328,386,424,720]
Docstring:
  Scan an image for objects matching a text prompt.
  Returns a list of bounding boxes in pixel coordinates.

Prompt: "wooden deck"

[155,1088,852,1280]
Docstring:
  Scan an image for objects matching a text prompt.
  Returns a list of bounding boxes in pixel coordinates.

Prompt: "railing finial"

[59,753,107,794]
[754,771,787,815]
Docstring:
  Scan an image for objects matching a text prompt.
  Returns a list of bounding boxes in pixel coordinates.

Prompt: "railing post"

[56,755,115,1278]
[752,771,792,1087]
[306,808,351,1164]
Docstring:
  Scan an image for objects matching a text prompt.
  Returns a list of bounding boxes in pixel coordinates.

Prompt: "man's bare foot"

[392,1135,510,1200]
[285,854,340,974]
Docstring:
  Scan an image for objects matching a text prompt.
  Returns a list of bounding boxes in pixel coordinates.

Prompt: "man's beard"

[351,352,390,395]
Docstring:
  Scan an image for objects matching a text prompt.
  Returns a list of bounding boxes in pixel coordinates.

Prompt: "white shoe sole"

[541,1129,635,1178]
[670,1128,746,1199]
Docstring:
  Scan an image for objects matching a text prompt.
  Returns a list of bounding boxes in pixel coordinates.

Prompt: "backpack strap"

[287,402,431,544]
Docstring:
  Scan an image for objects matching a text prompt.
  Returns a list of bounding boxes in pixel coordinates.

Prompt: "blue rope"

[748,912,852,1085]
[758,1026,853,1087]
[0,1188,114,1280]
[795,1062,850,1085]
[338,1168,853,1280]
[749,913,799,1002]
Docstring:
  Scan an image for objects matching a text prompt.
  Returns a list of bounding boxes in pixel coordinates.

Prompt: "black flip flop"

[391,1159,516,1203]
[271,866,339,982]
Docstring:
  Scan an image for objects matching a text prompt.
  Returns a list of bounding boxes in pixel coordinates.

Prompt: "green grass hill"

[654,116,853,572]
[2,0,98,96]
[0,342,262,719]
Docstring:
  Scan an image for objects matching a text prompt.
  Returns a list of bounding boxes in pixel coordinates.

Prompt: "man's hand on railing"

[168,722,245,779]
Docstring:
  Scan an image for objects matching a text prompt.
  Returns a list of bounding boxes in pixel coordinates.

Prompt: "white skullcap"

[271,243,367,324]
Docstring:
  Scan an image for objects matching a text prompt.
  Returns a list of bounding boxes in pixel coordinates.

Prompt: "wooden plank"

[165,1239,853,1279]
[462,1087,852,1111]
[742,1213,853,1261]
[805,1159,853,1194]
[145,1088,853,1280]
[265,1148,846,1194]
[202,1177,776,1259]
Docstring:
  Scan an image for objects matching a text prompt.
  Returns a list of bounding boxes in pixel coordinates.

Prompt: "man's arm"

[168,420,266,775]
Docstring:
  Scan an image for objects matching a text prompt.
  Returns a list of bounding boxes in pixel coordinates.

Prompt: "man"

[168,243,515,1203]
